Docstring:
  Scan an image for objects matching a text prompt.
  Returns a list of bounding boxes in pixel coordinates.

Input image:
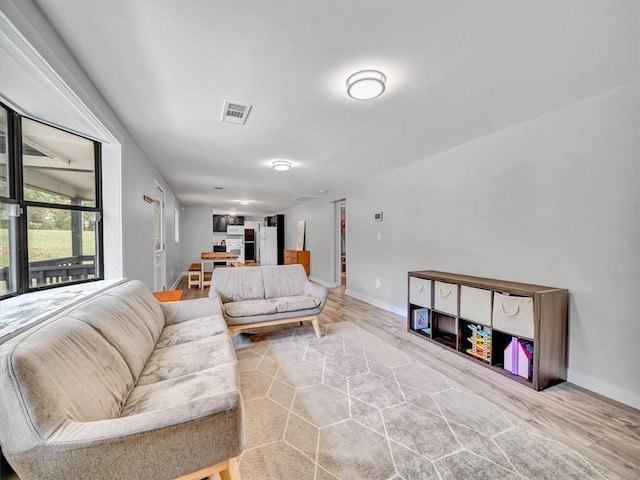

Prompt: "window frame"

[0,101,104,300]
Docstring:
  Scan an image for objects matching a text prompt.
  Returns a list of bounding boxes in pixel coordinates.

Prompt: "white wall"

[284,195,347,287]
[121,146,183,289]
[181,207,215,271]
[2,0,183,290]
[285,85,639,407]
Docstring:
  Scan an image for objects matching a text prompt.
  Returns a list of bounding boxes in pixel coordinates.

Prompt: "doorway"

[153,184,166,291]
[334,200,346,288]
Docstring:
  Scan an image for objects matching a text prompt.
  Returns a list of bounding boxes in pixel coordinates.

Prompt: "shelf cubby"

[492,329,534,383]
[458,319,491,363]
[431,311,457,349]
[409,305,432,337]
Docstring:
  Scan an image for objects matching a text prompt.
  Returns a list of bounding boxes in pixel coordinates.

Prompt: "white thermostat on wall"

[374,212,383,222]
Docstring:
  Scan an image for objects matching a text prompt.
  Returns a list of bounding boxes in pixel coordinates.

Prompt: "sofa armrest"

[160,297,223,325]
[303,281,328,308]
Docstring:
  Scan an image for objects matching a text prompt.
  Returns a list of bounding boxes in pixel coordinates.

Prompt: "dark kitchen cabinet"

[213,215,227,232]
[227,216,245,226]
[213,215,245,232]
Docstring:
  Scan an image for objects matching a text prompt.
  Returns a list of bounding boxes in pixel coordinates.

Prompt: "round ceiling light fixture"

[272,160,292,171]
[346,70,386,100]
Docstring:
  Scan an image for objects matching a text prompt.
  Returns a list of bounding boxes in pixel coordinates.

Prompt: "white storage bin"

[460,286,492,326]
[409,277,432,308]
[433,281,458,315]
[492,293,534,339]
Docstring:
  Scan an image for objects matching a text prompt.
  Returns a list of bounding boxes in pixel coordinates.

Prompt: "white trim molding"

[309,276,340,288]
[344,289,407,317]
[0,10,117,143]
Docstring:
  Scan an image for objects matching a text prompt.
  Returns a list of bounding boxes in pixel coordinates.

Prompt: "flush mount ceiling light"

[346,70,386,100]
[239,201,250,205]
[272,160,292,171]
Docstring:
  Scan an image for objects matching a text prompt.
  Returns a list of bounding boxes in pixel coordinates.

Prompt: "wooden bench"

[187,263,201,289]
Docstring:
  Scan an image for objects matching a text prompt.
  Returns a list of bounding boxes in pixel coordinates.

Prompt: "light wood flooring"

[179,275,640,480]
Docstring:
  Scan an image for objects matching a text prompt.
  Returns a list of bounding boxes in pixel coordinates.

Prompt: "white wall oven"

[226,238,244,263]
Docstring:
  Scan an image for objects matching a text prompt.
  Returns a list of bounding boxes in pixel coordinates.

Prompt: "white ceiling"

[18,1,640,215]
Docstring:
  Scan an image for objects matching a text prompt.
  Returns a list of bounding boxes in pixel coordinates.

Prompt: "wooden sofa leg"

[219,457,241,480]
[311,317,322,339]
[174,456,241,480]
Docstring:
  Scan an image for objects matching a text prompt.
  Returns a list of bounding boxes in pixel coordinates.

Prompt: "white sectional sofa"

[209,264,328,338]
[0,280,243,480]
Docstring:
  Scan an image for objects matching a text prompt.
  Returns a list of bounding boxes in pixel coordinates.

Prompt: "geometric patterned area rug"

[236,322,621,480]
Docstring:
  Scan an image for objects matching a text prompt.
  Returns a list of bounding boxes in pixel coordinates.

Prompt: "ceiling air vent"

[221,101,252,125]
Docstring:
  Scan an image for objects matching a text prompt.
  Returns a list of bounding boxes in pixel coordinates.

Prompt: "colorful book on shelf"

[503,337,533,379]
[413,308,430,330]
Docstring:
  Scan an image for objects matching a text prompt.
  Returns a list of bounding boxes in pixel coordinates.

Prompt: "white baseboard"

[309,276,340,288]
[170,274,186,291]
[344,289,407,317]
[567,369,639,410]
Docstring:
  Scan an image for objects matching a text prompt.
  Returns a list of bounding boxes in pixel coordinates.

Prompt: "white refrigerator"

[259,227,278,265]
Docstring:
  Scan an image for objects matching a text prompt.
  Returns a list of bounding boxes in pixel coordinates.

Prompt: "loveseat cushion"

[155,315,227,349]
[211,266,265,303]
[224,299,277,318]
[0,319,133,442]
[137,333,237,385]
[160,296,223,326]
[122,363,239,417]
[66,280,165,380]
[262,264,308,299]
[272,295,320,313]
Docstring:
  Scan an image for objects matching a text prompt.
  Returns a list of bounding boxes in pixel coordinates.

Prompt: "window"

[0,105,17,296]
[0,107,9,197]
[0,203,17,296]
[0,102,103,298]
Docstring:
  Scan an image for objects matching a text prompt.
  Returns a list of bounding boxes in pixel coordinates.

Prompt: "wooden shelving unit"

[407,270,568,391]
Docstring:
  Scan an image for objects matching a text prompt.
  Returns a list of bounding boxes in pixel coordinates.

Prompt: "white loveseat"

[0,280,243,480]
[209,265,328,338]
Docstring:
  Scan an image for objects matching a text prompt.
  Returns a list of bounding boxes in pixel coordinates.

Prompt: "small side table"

[152,290,183,302]
[284,250,310,275]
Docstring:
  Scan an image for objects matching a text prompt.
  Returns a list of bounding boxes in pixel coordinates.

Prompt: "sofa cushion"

[66,280,165,380]
[224,299,277,318]
[137,334,237,385]
[121,363,240,417]
[160,296,223,326]
[155,315,227,349]
[211,266,265,303]
[272,295,320,313]
[1,319,133,440]
[262,264,307,299]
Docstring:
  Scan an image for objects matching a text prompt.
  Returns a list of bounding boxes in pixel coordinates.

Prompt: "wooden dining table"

[200,252,239,288]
